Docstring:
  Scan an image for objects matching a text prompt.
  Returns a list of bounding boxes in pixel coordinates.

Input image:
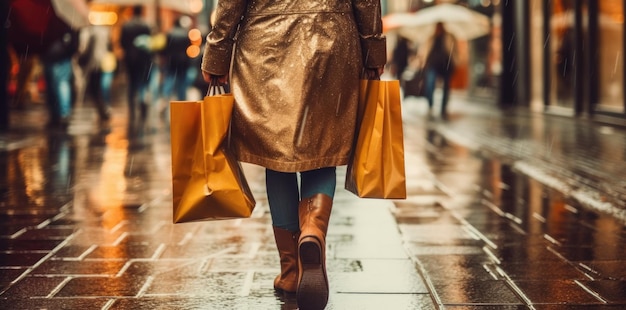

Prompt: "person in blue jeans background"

[120,5,154,120]
[8,0,88,130]
[423,22,457,119]
[43,55,75,128]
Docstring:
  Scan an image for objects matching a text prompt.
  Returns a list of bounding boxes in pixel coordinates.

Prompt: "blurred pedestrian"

[201,0,386,309]
[120,5,154,120]
[100,42,117,109]
[161,16,195,103]
[8,0,89,129]
[391,36,410,80]
[422,22,457,118]
[10,55,39,109]
[556,26,574,98]
[77,25,114,121]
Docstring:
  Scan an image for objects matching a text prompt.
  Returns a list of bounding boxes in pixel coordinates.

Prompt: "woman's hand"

[202,71,229,85]
[363,67,385,80]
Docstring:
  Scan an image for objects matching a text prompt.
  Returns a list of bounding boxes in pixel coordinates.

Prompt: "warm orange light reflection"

[188,28,202,44]
[187,45,200,58]
[95,127,128,232]
[18,149,45,206]
[88,11,118,26]
[189,0,204,14]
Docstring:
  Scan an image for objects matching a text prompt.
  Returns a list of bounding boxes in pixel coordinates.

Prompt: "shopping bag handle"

[207,76,228,96]
[361,68,381,80]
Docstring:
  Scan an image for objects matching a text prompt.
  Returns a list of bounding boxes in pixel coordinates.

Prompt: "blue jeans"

[424,68,451,115]
[101,71,113,105]
[265,167,337,232]
[43,57,73,122]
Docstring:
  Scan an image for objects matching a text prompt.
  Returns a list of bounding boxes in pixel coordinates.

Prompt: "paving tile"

[0,216,53,228]
[0,225,34,237]
[406,245,485,260]
[418,254,494,272]
[51,245,95,259]
[31,260,126,276]
[434,280,522,305]
[208,255,277,271]
[444,306,528,310]
[457,207,506,226]
[541,226,603,247]
[486,234,549,248]
[487,244,563,262]
[398,224,477,244]
[532,305,626,309]
[577,261,626,280]
[114,260,204,277]
[332,240,409,259]
[246,271,290,298]
[424,261,497,283]
[54,276,149,297]
[86,244,162,259]
[14,228,76,240]
[111,296,288,309]
[65,229,127,246]
[147,271,249,296]
[1,276,66,298]
[0,268,26,292]
[0,239,63,251]
[328,293,436,310]
[551,245,626,262]
[578,280,626,303]
[158,244,241,259]
[331,259,429,294]
[463,222,528,242]
[0,253,47,267]
[497,261,588,280]
[393,201,461,225]
[512,280,602,304]
[0,298,110,309]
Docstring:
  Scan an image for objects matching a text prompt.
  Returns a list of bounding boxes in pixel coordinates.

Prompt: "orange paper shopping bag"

[346,79,406,199]
[170,88,256,223]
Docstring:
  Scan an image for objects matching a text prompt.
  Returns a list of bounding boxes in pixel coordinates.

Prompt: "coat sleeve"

[201,0,248,75]
[352,0,387,68]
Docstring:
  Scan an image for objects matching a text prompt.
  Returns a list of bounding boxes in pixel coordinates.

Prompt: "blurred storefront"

[386,0,626,124]
[524,0,626,123]
[516,0,623,123]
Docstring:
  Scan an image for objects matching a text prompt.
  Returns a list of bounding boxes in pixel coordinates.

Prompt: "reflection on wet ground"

[1,98,625,308]
[398,100,626,307]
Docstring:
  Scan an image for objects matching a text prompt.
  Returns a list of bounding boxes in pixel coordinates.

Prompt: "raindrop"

[127,156,134,176]
[296,105,310,146]
[598,126,614,135]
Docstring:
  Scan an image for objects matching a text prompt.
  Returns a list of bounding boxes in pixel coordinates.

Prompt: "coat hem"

[237,153,350,173]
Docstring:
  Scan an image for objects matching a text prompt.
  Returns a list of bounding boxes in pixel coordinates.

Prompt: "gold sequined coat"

[201,0,386,172]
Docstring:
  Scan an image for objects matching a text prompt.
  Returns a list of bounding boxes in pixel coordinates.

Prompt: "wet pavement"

[1,86,626,309]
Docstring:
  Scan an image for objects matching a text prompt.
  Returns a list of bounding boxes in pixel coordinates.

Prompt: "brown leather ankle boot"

[297,193,332,310]
[272,226,300,294]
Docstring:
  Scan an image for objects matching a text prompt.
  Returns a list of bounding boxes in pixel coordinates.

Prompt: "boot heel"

[298,236,328,310]
[299,236,321,264]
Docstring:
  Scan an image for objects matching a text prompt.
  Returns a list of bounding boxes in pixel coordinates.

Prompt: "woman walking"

[201,0,386,309]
